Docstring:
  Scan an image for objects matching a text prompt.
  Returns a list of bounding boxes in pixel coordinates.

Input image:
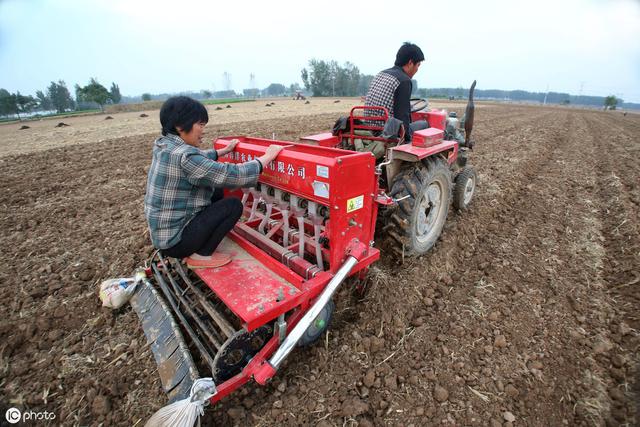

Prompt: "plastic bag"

[145,378,216,427]
[99,277,138,309]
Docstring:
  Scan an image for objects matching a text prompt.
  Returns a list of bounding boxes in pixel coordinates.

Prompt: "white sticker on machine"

[316,165,329,178]
[346,195,364,213]
[313,181,330,198]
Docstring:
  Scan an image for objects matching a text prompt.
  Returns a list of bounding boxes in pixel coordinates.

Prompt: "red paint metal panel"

[412,128,444,147]
[194,237,303,331]
[215,137,378,275]
[216,136,367,205]
[412,110,447,130]
[392,139,458,164]
[228,229,304,287]
[299,132,340,147]
[427,110,447,130]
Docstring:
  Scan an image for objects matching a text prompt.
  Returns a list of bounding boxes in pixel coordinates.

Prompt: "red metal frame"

[412,109,447,130]
[332,106,458,162]
[411,128,444,147]
[185,108,461,401]
[178,136,384,401]
[299,132,340,147]
[346,106,405,146]
[391,140,459,165]
[210,306,306,403]
[215,136,379,274]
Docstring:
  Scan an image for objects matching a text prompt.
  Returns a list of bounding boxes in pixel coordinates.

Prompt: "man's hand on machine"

[257,145,285,167]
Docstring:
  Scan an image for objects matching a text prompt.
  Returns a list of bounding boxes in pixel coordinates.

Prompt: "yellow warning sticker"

[346,195,364,213]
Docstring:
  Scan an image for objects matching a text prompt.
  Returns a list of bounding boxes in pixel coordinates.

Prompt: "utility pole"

[543,84,549,105]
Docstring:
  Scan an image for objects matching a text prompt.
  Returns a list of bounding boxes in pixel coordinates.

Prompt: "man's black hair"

[394,42,425,67]
[160,96,209,136]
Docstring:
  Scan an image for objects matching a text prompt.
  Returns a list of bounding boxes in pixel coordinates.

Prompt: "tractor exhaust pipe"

[253,240,367,384]
[464,80,476,146]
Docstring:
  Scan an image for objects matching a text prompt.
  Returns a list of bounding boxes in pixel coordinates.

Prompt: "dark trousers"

[163,189,243,258]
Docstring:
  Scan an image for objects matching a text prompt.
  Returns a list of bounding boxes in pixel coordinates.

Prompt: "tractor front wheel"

[453,166,477,210]
[387,158,452,257]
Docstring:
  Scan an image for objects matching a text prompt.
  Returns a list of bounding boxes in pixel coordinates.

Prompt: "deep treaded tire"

[453,166,477,210]
[387,158,452,257]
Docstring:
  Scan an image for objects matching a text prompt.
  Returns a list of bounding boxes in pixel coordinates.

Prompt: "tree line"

[3,63,633,118]
[301,60,372,97]
[299,59,421,97]
[419,87,632,110]
[136,83,306,102]
[0,78,121,118]
[299,59,634,109]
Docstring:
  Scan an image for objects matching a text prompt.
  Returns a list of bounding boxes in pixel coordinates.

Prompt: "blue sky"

[1,0,639,102]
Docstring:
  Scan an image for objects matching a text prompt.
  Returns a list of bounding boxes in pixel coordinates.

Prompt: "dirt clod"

[92,395,111,416]
[434,385,449,402]
[503,411,516,422]
[363,369,375,388]
[609,387,625,401]
[505,384,520,398]
[340,397,369,416]
[227,407,245,420]
[611,354,625,368]
[494,335,507,348]
[384,374,398,390]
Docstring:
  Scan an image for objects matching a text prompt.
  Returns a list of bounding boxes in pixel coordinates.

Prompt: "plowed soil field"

[0,101,638,426]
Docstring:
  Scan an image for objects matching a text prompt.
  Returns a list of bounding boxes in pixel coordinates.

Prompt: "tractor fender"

[386,140,458,185]
[389,140,458,164]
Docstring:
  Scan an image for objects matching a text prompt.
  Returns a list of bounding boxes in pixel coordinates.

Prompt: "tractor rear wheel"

[387,158,452,257]
[453,166,477,210]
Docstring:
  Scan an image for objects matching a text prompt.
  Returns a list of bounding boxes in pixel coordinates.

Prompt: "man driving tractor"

[365,42,428,142]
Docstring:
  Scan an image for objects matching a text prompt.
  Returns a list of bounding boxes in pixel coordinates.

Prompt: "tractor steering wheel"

[410,98,429,113]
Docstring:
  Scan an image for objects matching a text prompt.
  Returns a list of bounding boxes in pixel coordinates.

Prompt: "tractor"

[301,80,478,259]
[129,82,478,418]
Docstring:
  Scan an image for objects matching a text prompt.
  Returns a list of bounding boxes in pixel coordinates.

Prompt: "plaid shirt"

[365,65,414,140]
[144,133,261,249]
